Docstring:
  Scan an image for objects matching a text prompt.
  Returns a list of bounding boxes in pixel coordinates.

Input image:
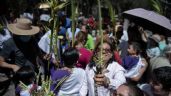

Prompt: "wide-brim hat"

[7,18,40,35]
[38,3,50,9]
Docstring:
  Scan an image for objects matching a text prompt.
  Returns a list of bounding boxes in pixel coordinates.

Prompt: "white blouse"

[86,61,126,96]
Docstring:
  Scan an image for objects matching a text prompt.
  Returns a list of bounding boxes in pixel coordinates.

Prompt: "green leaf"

[150,0,163,15]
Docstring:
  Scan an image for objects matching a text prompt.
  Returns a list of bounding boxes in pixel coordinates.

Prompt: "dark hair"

[116,26,123,40]
[15,66,35,85]
[128,25,142,43]
[89,40,115,68]
[120,83,145,96]
[152,66,171,91]
[76,31,88,44]
[129,42,141,55]
[62,47,79,68]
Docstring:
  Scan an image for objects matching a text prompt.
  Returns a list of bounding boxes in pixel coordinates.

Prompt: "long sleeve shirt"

[58,68,88,96]
[86,61,126,96]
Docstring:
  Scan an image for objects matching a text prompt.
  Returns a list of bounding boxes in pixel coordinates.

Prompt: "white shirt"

[58,68,88,96]
[40,14,50,22]
[120,30,128,42]
[86,61,126,96]
[125,57,145,78]
[66,28,80,40]
[120,19,129,42]
[38,30,51,53]
[20,84,41,96]
[21,13,33,20]
[38,30,60,59]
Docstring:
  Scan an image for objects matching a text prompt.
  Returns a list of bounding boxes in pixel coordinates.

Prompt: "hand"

[29,84,38,93]
[11,65,20,72]
[138,26,144,33]
[52,59,60,67]
[43,54,52,60]
[0,56,5,64]
[94,74,110,87]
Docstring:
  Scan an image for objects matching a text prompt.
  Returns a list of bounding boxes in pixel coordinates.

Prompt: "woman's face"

[97,43,112,64]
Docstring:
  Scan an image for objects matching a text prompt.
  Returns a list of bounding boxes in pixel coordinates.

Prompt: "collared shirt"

[86,61,126,96]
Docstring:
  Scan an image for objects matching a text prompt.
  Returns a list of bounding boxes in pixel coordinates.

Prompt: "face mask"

[19,35,31,42]
[159,41,166,51]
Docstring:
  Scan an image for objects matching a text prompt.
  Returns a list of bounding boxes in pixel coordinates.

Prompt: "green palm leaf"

[150,0,163,15]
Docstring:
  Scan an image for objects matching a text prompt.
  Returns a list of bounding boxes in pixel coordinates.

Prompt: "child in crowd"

[15,66,41,96]
[51,47,87,96]
[122,42,148,83]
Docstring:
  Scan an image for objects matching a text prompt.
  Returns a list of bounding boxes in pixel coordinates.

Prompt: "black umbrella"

[123,8,171,36]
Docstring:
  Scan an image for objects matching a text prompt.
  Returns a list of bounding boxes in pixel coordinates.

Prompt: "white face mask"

[19,35,31,42]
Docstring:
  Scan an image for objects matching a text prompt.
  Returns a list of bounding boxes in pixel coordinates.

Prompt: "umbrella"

[123,8,171,36]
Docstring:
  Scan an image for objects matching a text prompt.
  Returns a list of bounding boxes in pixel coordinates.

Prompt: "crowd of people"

[0,6,171,96]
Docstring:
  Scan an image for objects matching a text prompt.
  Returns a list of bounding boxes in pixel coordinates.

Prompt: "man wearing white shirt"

[66,27,80,41]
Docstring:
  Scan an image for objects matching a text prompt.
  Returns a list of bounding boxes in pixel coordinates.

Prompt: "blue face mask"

[159,41,166,51]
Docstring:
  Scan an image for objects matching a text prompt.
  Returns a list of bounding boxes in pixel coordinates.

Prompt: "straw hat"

[7,18,40,35]
[38,3,50,9]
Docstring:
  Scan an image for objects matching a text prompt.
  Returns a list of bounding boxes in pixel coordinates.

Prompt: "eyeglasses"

[97,48,111,53]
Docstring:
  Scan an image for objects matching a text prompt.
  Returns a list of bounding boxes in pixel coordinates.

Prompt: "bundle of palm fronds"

[93,53,104,74]
[18,78,55,96]
[18,70,70,96]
